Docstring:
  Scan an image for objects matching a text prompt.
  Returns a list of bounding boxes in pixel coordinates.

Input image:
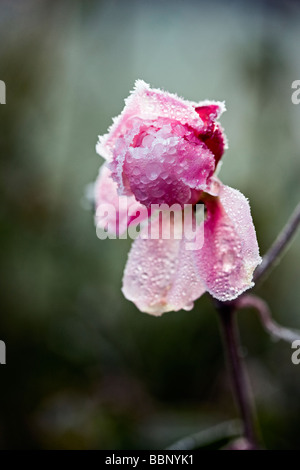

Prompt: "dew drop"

[146,162,161,181]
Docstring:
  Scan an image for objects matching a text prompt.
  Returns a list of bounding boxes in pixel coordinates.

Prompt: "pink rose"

[94,81,261,315]
[97,80,226,208]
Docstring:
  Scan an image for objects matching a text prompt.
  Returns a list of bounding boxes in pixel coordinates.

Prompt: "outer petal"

[166,239,206,312]
[194,185,261,301]
[96,80,225,160]
[94,163,148,236]
[195,104,227,165]
[122,216,206,315]
[119,118,216,207]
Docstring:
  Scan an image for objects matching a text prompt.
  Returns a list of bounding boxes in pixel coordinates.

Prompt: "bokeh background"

[1,0,300,450]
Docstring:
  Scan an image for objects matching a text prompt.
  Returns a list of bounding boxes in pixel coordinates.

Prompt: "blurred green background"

[1,0,300,450]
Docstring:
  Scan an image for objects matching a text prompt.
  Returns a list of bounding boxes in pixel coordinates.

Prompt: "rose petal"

[194,185,261,301]
[122,215,206,315]
[96,80,225,160]
[94,163,148,236]
[167,239,206,312]
[119,118,216,207]
[195,105,227,165]
[195,104,222,123]
[204,175,222,197]
[201,124,226,166]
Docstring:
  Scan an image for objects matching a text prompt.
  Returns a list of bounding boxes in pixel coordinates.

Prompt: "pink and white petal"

[166,239,206,312]
[94,163,148,236]
[107,118,146,196]
[219,185,261,271]
[122,217,205,315]
[121,129,215,207]
[194,185,261,301]
[96,81,226,160]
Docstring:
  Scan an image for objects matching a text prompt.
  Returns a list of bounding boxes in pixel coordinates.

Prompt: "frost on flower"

[94,80,261,315]
[97,80,226,207]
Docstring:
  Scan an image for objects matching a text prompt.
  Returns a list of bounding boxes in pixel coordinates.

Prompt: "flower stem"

[216,301,259,449]
[254,201,300,284]
[236,294,300,344]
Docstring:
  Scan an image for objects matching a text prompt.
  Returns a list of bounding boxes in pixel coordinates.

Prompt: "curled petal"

[201,124,226,167]
[97,80,225,160]
[94,163,148,236]
[195,105,228,165]
[122,216,206,315]
[119,118,216,207]
[194,185,262,301]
